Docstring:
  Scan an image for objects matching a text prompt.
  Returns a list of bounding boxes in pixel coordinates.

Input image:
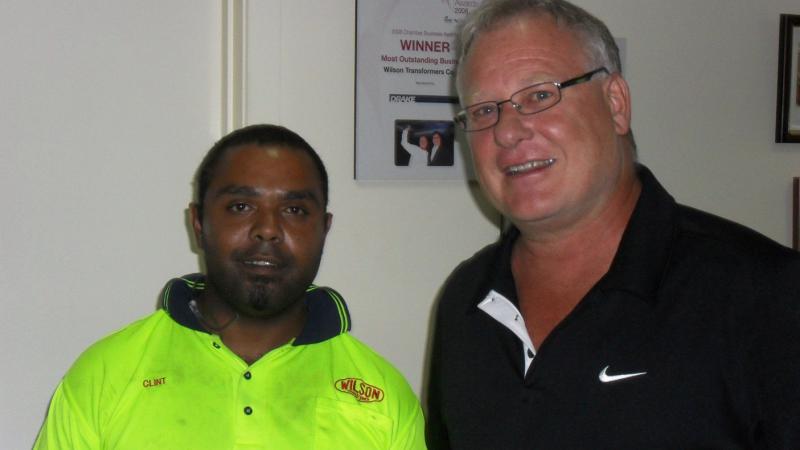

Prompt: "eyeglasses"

[454,67,609,132]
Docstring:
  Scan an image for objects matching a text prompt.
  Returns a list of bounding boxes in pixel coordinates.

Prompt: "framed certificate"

[354,0,483,180]
[776,14,800,143]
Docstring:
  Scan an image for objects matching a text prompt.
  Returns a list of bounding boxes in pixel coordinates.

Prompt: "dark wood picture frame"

[793,177,799,250]
[776,14,800,143]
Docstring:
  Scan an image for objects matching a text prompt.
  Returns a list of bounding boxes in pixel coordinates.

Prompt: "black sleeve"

[753,254,800,448]
[425,302,451,450]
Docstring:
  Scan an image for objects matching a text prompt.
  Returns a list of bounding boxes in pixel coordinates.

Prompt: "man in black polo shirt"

[425,0,800,448]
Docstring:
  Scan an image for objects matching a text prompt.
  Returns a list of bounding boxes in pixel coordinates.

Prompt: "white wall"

[0,1,224,448]
[2,1,799,449]
[590,0,800,241]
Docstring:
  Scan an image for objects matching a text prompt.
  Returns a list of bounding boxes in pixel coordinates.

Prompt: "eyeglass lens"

[460,83,560,131]
[456,67,608,132]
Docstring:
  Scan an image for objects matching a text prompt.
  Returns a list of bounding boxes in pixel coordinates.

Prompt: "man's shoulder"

[451,239,502,278]
[437,238,503,310]
[668,203,800,305]
[674,203,799,267]
[66,310,173,378]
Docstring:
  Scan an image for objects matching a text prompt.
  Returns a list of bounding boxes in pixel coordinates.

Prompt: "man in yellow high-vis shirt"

[34,124,426,450]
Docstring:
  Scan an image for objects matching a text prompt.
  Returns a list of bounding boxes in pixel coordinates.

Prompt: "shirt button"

[243,371,252,380]
[244,406,253,415]
[212,342,221,349]
[527,349,534,358]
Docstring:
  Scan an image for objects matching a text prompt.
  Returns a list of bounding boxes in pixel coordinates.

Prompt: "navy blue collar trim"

[159,273,351,345]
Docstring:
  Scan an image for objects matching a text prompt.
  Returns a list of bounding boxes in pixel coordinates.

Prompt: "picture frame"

[776,14,800,143]
[353,0,481,181]
[793,177,799,251]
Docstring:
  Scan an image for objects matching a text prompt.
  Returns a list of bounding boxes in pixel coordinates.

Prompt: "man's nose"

[493,103,534,149]
[250,210,282,242]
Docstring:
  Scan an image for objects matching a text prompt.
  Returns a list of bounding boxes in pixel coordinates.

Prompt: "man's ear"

[190,203,204,249]
[323,212,333,234]
[604,72,632,136]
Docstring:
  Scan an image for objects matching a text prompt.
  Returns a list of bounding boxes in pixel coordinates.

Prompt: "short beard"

[246,278,273,311]
[205,269,309,320]
[242,276,305,316]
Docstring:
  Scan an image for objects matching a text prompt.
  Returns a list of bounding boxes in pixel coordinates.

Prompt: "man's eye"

[521,90,553,106]
[228,202,251,213]
[285,206,307,215]
[470,104,497,119]
[525,90,553,103]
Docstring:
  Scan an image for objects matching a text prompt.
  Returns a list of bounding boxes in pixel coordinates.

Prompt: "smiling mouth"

[242,258,283,270]
[504,158,556,176]
[244,260,277,267]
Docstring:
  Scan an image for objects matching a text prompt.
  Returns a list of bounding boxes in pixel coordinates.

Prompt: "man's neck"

[194,291,307,365]
[510,170,641,348]
[510,161,641,280]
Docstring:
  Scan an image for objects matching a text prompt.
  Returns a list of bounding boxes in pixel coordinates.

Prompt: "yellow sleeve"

[33,380,101,450]
[389,399,427,450]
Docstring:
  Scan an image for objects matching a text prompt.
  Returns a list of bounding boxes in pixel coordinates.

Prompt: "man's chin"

[241,285,304,318]
[240,299,300,321]
[245,273,279,285]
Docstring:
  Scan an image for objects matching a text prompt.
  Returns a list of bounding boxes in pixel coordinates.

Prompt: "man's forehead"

[254,145,283,159]
[212,145,320,187]
[224,143,293,160]
[461,19,586,94]
[219,144,314,169]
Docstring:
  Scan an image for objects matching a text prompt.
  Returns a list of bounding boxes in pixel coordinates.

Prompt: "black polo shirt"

[426,165,800,449]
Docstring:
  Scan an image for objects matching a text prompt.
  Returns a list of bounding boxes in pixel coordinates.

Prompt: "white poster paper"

[355,0,483,180]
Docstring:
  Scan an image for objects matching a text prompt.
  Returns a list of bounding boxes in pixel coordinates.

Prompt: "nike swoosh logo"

[598,365,647,383]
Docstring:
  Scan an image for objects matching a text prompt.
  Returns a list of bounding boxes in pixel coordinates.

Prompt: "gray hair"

[455,0,637,155]
[457,0,622,84]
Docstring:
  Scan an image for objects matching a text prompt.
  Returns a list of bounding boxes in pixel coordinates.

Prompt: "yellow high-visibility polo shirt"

[34,275,426,450]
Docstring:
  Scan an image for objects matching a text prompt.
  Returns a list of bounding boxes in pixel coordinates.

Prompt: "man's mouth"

[244,260,278,267]
[504,158,556,176]
[241,255,283,270]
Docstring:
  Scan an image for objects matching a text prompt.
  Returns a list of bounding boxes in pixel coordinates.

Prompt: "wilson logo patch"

[335,378,385,402]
